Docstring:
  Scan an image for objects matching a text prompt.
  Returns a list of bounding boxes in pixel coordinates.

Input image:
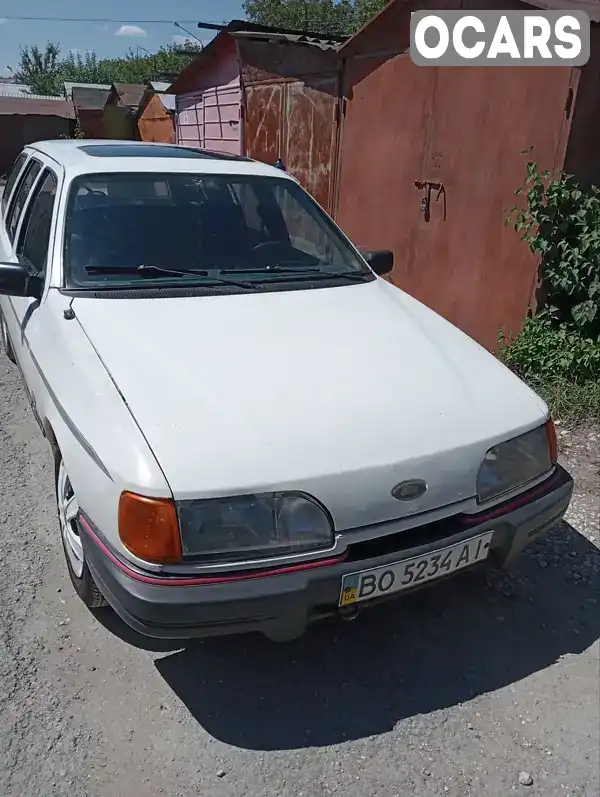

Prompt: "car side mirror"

[0,262,43,299]
[361,249,394,276]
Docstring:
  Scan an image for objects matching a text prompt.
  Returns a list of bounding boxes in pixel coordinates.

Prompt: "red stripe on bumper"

[78,515,347,587]
[461,471,557,526]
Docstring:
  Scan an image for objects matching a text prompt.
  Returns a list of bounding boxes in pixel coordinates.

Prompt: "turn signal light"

[546,418,558,465]
[118,492,182,564]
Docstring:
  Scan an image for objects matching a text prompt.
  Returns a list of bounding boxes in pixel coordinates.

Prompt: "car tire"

[0,312,16,364]
[55,454,107,609]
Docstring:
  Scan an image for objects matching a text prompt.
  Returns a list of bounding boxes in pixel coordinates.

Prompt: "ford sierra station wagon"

[0,140,573,641]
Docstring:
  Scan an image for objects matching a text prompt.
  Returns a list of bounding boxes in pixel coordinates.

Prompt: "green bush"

[510,159,600,340]
[502,158,600,423]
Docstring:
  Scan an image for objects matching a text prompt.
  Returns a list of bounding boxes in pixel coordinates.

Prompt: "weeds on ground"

[499,319,600,425]
[530,377,600,426]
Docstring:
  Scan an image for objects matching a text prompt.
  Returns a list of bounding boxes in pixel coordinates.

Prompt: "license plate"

[339,531,494,607]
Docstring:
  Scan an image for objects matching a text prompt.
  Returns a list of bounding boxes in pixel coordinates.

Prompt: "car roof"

[25,139,292,181]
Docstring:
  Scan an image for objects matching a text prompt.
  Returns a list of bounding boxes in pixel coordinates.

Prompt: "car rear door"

[0,159,61,416]
[0,156,44,358]
[0,151,29,224]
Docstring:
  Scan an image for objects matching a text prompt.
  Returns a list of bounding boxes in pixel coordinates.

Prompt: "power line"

[0,15,226,25]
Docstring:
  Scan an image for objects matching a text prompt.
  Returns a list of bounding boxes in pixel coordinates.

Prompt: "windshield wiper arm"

[84,264,209,277]
[221,265,321,275]
[222,267,369,282]
[222,265,369,281]
[83,264,258,289]
[301,271,369,282]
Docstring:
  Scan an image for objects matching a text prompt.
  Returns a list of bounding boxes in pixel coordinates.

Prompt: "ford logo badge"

[392,479,428,502]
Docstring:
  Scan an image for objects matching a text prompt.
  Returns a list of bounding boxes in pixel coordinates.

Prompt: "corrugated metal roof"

[159,93,176,112]
[71,86,110,111]
[147,81,176,111]
[0,95,75,118]
[64,81,111,98]
[0,83,34,97]
[169,19,346,95]
[199,18,348,41]
[231,29,345,50]
[111,83,147,109]
[0,84,69,102]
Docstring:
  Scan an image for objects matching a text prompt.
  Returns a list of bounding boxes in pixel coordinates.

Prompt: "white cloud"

[172,34,190,46]
[115,25,147,37]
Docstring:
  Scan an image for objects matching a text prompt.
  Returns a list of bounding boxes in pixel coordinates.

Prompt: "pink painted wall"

[176,91,204,149]
[174,37,242,156]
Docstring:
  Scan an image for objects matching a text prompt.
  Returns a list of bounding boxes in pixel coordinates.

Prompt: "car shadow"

[91,607,185,653]
[109,521,600,750]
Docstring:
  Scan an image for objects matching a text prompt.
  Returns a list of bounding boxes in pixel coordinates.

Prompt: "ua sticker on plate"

[340,575,360,606]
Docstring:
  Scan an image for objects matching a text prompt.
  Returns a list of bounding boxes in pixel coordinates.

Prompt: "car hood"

[73,280,547,530]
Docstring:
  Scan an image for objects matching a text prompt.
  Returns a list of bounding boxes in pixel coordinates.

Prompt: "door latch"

[414,180,446,222]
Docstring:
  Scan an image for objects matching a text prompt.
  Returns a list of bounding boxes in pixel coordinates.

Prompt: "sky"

[0,0,246,76]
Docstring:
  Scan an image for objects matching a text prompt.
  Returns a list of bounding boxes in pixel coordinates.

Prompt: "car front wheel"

[56,455,107,609]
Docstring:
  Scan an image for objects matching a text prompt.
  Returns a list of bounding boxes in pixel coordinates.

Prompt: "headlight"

[476,421,556,504]
[177,492,335,563]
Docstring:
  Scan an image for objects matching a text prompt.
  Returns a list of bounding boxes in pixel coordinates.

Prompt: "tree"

[243,0,388,34]
[11,41,201,96]
[11,43,63,95]
[352,0,389,29]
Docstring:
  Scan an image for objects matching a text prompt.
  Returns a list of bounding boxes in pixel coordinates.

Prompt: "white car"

[0,140,573,641]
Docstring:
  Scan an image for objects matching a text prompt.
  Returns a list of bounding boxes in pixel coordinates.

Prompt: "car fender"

[30,291,172,560]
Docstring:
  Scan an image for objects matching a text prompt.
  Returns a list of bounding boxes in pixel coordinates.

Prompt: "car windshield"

[63,172,372,289]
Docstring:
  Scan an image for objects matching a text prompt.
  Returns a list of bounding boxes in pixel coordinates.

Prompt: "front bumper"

[81,465,573,641]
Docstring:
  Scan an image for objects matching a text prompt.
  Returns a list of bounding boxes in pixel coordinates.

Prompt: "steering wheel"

[250,241,288,254]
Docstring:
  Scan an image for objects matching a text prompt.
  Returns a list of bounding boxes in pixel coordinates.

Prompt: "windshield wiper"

[221,265,321,275]
[221,266,369,282]
[85,264,209,278]
[84,264,258,289]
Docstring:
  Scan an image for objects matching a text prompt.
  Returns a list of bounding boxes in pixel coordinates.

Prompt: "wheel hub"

[57,461,84,578]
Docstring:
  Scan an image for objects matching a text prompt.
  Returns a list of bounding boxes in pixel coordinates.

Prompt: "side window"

[5,159,43,244]
[1,152,28,215]
[17,170,58,275]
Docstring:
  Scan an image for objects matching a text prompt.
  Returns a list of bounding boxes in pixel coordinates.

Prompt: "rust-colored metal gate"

[335,55,436,275]
[244,76,339,214]
[407,65,576,348]
[137,94,175,144]
[336,53,577,349]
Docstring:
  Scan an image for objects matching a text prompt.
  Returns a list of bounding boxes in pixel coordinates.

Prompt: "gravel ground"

[0,349,598,797]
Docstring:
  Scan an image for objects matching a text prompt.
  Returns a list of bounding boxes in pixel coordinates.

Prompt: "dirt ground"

[0,350,598,797]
